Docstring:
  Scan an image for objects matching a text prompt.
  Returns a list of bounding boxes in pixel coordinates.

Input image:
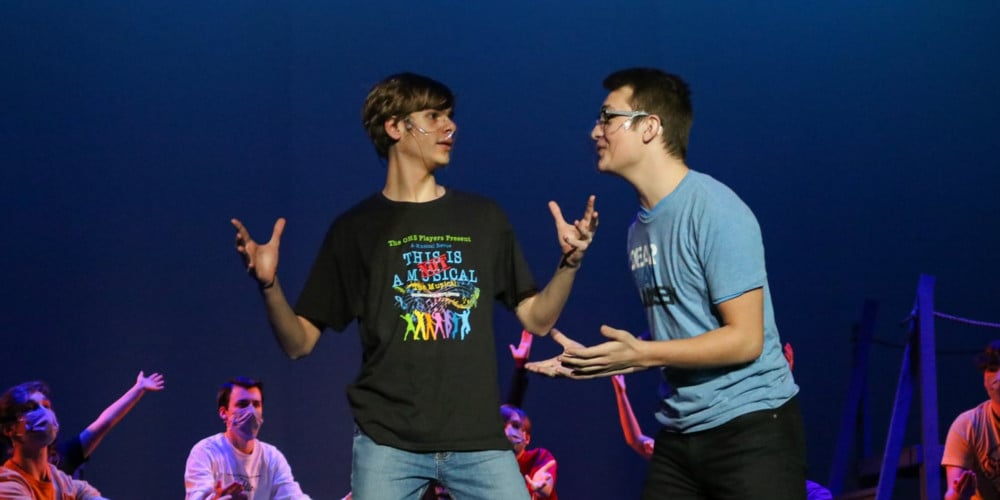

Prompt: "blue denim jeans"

[352,428,530,500]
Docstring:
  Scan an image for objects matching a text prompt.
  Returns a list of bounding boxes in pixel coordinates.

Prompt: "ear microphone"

[401,117,454,140]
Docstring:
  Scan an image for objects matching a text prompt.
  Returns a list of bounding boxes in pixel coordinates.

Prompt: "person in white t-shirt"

[184,377,310,500]
[943,341,1000,500]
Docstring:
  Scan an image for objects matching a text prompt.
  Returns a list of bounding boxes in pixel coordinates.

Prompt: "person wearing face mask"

[501,405,557,499]
[184,377,310,500]
[0,381,106,499]
[942,341,1000,500]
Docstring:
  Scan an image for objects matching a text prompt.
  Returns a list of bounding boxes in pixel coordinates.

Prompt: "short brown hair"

[603,68,693,160]
[361,72,455,159]
[217,376,263,410]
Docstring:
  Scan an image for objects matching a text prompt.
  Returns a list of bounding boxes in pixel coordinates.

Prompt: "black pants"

[642,397,807,500]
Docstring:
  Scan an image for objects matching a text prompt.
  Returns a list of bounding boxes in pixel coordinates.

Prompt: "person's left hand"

[548,195,598,269]
[136,371,165,392]
[556,325,648,378]
[509,330,534,368]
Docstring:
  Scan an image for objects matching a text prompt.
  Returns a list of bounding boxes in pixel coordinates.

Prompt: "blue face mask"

[21,406,59,446]
[229,406,263,441]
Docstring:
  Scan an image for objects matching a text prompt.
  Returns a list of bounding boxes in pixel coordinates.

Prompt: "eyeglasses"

[595,109,650,133]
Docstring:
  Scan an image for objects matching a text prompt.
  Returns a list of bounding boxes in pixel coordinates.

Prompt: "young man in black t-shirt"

[232,73,597,500]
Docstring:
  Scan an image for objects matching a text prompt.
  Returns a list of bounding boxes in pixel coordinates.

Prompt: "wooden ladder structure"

[830,274,943,500]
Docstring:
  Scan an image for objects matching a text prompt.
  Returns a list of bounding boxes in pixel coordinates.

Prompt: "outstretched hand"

[558,325,648,378]
[525,460,557,496]
[526,326,649,379]
[231,218,286,289]
[549,195,598,269]
[525,328,586,377]
[509,329,535,368]
[213,480,246,500]
[135,371,165,392]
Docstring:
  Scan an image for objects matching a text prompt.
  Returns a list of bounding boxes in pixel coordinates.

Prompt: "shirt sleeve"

[493,210,538,310]
[50,466,108,500]
[295,217,359,332]
[268,446,311,500]
[942,410,976,468]
[68,478,108,500]
[55,435,88,475]
[0,481,32,499]
[697,192,767,305]
[184,441,218,500]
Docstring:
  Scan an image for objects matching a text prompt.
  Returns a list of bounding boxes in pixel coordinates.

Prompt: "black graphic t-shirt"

[296,189,538,452]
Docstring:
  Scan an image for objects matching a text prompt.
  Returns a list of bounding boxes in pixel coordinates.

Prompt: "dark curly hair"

[975,340,1000,372]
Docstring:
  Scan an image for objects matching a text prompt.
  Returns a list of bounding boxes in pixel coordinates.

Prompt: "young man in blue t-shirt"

[529,68,806,499]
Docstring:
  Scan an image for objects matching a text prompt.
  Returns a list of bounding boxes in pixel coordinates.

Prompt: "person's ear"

[385,117,405,141]
[219,407,228,422]
[642,115,662,144]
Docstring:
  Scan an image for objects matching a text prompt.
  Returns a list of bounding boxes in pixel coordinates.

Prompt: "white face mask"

[229,406,263,441]
[21,407,59,447]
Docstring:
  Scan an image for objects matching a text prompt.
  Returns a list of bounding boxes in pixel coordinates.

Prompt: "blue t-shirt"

[627,170,798,432]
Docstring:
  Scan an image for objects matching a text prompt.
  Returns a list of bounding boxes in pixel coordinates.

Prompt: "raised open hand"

[548,195,598,269]
[525,328,587,377]
[525,460,556,496]
[231,218,286,289]
[557,325,647,378]
[136,371,165,392]
[509,329,535,367]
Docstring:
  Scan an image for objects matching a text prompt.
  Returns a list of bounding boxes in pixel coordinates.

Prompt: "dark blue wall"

[3,2,999,498]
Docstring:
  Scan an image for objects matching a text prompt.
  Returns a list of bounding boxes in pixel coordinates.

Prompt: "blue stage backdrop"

[3,2,999,498]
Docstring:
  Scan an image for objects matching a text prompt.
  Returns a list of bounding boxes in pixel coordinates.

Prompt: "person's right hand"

[212,480,245,500]
[783,342,795,371]
[954,469,977,500]
[231,218,285,289]
[525,328,587,377]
